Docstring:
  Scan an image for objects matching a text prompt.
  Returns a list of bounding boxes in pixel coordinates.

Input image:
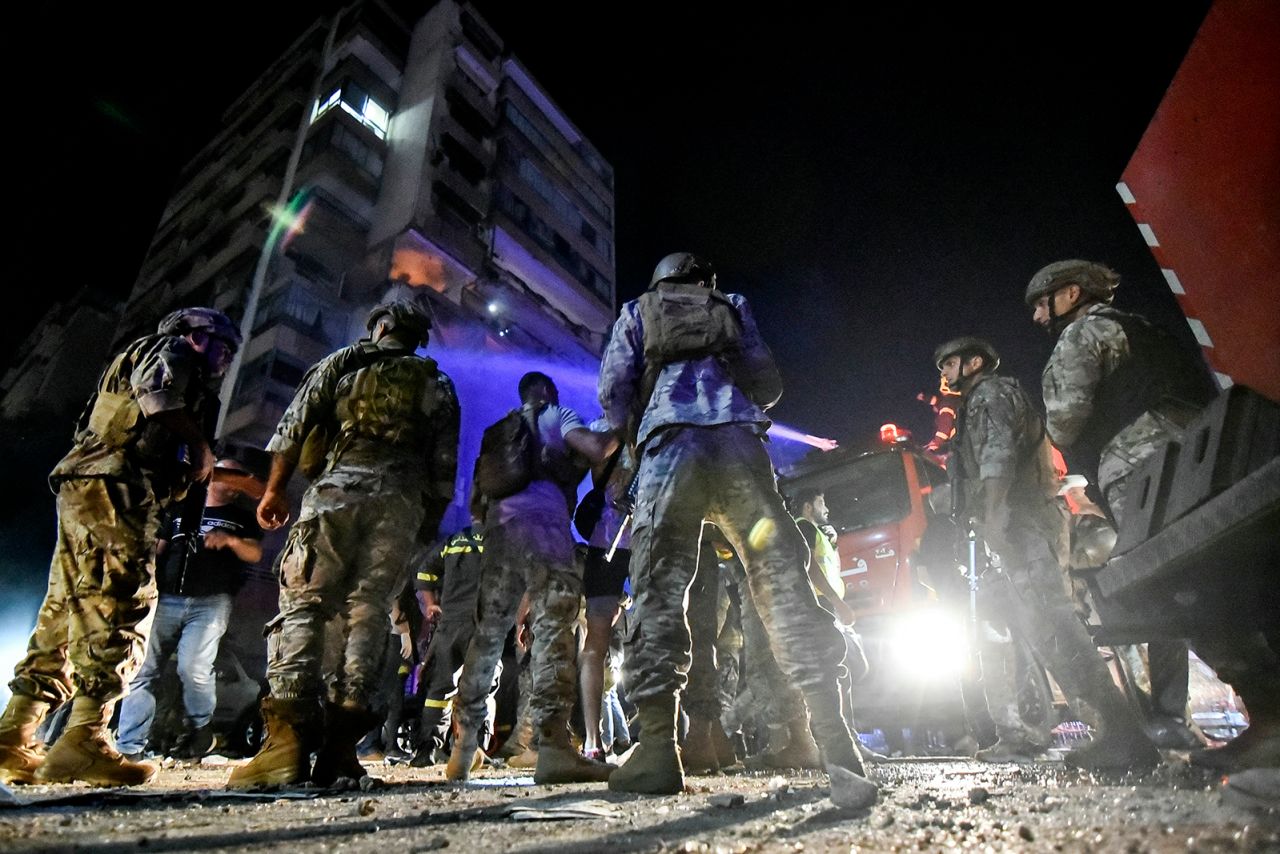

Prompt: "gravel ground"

[0,756,1276,853]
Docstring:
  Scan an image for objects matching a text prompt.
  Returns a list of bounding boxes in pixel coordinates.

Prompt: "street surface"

[1,755,1275,852]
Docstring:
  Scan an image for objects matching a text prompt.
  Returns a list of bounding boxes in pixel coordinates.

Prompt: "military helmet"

[1025,260,1119,306]
[157,307,242,349]
[934,336,1000,372]
[366,283,434,344]
[650,252,716,288]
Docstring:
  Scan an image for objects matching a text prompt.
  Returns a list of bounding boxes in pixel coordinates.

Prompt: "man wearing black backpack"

[446,371,617,785]
[598,252,877,809]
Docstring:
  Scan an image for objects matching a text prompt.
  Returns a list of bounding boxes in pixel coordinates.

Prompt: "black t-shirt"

[157,501,263,597]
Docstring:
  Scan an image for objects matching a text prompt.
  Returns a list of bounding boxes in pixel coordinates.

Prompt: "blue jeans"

[116,593,232,754]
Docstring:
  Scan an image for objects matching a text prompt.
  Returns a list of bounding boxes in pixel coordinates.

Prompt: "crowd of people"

[0,254,1274,808]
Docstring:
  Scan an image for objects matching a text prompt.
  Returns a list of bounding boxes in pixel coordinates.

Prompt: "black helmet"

[934,336,1000,372]
[1025,260,1119,306]
[650,252,716,288]
[157,307,242,349]
[367,283,434,345]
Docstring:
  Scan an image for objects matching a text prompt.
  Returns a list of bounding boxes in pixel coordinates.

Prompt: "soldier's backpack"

[474,406,543,499]
[628,282,744,440]
[637,281,742,366]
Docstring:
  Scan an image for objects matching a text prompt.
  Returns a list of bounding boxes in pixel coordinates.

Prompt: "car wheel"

[231,709,264,756]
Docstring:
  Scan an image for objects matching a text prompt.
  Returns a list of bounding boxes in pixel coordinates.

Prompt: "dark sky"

[10,1,1211,445]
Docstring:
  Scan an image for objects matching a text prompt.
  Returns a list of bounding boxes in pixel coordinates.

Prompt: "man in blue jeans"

[116,448,267,760]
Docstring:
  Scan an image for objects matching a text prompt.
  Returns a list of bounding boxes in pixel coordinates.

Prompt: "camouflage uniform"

[266,339,459,706]
[599,291,859,768]
[454,404,587,743]
[11,332,220,705]
[1042,301,1216,729]
[953,373,1144,744]
[1042,303,1205,523]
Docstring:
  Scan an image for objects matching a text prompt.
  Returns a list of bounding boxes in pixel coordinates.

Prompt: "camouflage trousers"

[627,424,854,757]
[683,538,726,720]
[268,470,427,705]
[454,512,581,739]
[996,515,1133,727]
[10,477,161,704]
[1099,415,1192,725]
[732,560,809,739]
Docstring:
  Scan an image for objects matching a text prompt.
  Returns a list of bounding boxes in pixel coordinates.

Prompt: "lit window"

[311,87,341,124]
[311,83,389,140]
[362,100,389,136]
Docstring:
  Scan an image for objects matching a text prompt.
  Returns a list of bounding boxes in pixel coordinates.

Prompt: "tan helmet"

[157,307,242,349]
[1025,260,1119,306]
[366,283,434,345]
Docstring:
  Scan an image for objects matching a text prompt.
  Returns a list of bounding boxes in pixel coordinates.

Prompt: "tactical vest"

[76,334,215,483]
[327,353,443,465]
[631,282,743,437]
[1064,307,1215,477]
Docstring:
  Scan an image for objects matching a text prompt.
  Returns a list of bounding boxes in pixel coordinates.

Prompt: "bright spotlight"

[889,609,968,682]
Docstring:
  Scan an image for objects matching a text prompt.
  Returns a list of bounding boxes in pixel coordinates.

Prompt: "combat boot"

[609,696,683,795]
[37,696,156,786]
[534,721,613,784]
[312,702,380,787]
[711,717,740,770]
[227,697,321,789]
[170,719,215,761]
[498,715,538,768]
[745,718,823,770]
[1063,711,1160,772]
[0,694,50,785]
[681,714,719,774]
[445,724,486,782]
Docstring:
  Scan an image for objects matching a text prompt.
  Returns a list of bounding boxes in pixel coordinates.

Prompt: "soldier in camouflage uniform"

[1028,261,1280,769]
[937,336,1159,769]
[446,372,617,785]
[0,308,239,786]
[599,252,876,808]
[229,284,459,789]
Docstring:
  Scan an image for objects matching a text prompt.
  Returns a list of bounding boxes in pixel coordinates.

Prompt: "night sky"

[10,2,1212,447]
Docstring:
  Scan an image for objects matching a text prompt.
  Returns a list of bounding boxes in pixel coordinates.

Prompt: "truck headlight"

[889,609,968,682]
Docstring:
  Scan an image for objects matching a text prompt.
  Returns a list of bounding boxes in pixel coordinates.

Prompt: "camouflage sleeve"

[132,336,200,417]
[426,372,461,505]
[971,382,1021,481]
[728,294,783,409]
[598,302,644,433]
[264,350,346,465]
[1041,315,1118,448]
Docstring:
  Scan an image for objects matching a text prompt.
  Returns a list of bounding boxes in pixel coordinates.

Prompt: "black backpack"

[474,406,542,499]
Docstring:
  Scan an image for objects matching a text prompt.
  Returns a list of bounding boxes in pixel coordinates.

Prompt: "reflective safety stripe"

[424,698,451,709]
[417,572,439,583]
[442,545,482,555]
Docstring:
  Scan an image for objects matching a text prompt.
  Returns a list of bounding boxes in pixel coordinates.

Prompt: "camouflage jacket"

[267,339,459,503]
[1042,303,1201,488]
[598,292,782,447]
[51,332,219,495]
[952,374,1061,535]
